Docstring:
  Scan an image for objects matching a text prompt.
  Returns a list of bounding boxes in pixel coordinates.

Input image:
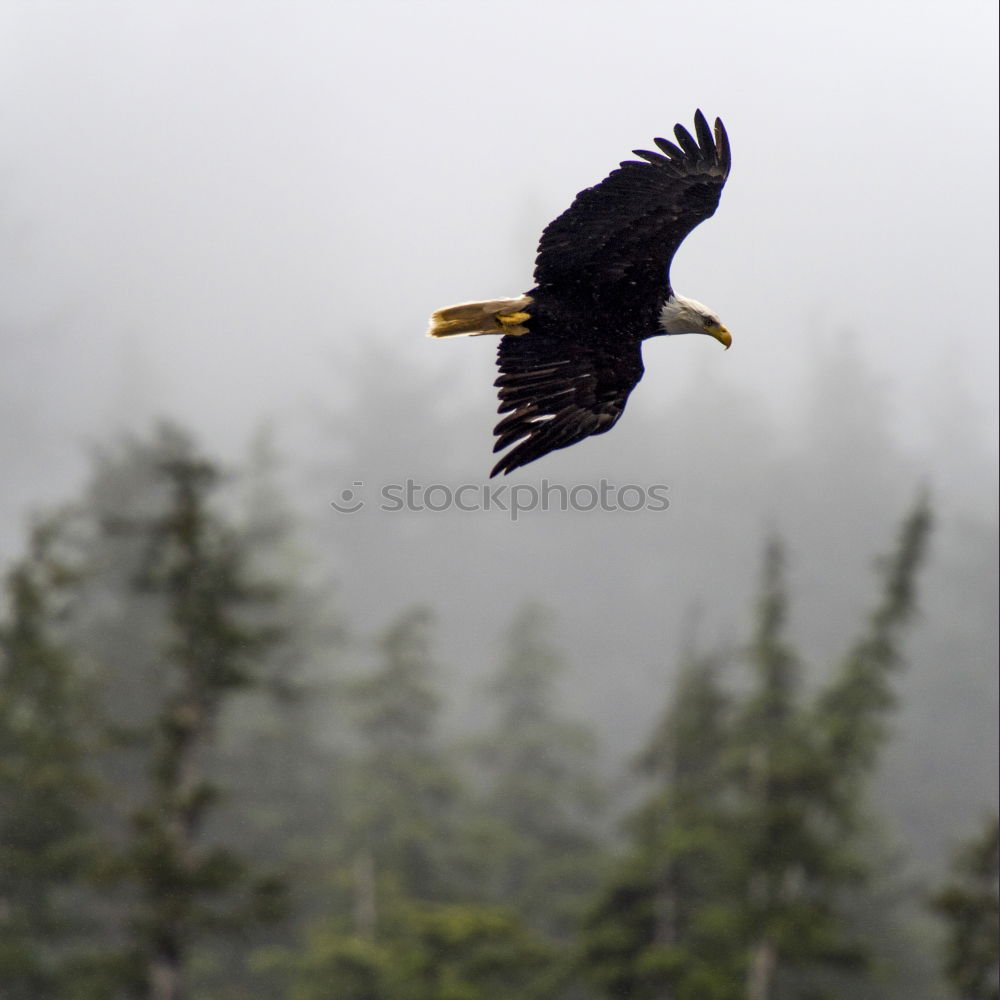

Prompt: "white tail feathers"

[426,296,533,338]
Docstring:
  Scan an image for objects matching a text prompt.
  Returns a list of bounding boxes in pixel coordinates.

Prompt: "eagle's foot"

[496,311,531,335]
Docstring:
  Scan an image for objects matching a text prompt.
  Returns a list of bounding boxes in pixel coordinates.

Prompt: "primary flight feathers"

[428,110,733,478]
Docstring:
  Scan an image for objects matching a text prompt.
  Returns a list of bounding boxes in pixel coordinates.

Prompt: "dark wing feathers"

[490,332,644,477]
[652,135,687,160]
[484,112,729,476]
[532,111,730,304]
[672,120,702,160]
[693,110,715,155]
[631,148,678,169]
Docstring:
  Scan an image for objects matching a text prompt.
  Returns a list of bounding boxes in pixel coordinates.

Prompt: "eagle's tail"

[426,296,533,338]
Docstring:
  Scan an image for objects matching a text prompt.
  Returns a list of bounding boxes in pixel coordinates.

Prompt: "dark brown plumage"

[428,111,732,478]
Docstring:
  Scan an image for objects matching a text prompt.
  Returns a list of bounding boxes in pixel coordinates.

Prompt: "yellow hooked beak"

[706,323,732,350]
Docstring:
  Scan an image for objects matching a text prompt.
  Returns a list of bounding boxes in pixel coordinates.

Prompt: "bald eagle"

[428,110,732,478]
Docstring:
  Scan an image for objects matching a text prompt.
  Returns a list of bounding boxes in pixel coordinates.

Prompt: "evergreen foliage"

[291,902,555,1000]
[2,425,991,1000]
[585,649,739,999]
[472,604,606,937]
[0,518,96,998]
[931,814,999,1000]
[98,427,290,999]
[582,498,933,999]
[343,607,469,914]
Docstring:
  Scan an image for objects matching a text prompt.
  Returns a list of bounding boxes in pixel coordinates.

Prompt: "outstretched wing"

[532,110,730,307]
[491,332,645,477]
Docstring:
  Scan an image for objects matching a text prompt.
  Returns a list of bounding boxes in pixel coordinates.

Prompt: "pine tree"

[291,902,555,1000]
[735,498,932,999]
[0,424,345,1000]
[583,497,933,1000]
[734,539,868,999]
[584,651,738,1000]
[96,426,287,1000]
[344,607,466,925]
[292,607,565,1000]
[0,517,96,998]
[814,494,934,810]
[473,604,605,939]
[201,427,347,998]
[931,814,999,1000]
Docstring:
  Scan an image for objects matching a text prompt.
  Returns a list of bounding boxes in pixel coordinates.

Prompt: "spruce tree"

[814,495,934,808]
[473,604,605,938]
[97,426,287,1000]
[735,498,932,998]
[583,497,933,1000]
[344,607,466,924]
[931,814,999,1000]
[584,651,737,1000]
[291,902,555,1000]
[0,424,340,1000]
[202,427,347,998]
[0,518,96,998]
[734,539,868,999]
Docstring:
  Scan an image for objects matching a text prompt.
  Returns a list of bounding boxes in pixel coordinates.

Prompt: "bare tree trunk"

[747,939,776,1000]
[149,954,183,1000]
[142,693,207,1000]
[353,848,377,941]
[745,864,776,1000]
[652,873,677,1000]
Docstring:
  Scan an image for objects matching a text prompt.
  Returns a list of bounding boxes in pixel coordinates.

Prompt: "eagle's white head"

[659,294,731,349]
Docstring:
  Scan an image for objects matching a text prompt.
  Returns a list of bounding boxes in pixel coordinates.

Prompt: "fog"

[2,0,997,871]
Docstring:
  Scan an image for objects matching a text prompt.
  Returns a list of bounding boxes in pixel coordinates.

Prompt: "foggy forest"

[2,3,998,1000]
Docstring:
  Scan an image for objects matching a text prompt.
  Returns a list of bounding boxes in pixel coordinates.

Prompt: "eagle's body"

[428,110,732,477]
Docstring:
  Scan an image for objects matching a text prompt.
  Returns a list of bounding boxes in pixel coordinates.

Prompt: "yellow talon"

[494,310,532,336]
[498,311,531,326]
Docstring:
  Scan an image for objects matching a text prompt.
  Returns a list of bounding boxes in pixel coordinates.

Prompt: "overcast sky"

[1,3,996,872]
[1,0,997,533]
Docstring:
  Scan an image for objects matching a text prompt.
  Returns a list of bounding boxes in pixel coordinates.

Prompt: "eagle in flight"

[427,110,732,478]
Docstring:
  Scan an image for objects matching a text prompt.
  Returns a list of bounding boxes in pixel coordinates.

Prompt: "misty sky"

[2,0,997,535]
[1,2,997,879]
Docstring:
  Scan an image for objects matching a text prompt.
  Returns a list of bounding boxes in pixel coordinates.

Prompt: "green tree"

[813,494,934,808]
[199,427,348,999]
[472,604,605,938]
[584,651,739,1000]
[931,814,999,1000]
[737,499,932,999]
[733,539,869,999]
[583,498,933,1000]
[0,424,343,1000]
[0,518,97,998]
[290,608,566,1000]
[292,902,555,1000]
[96,426,287,1000]
[344,608,468,928]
